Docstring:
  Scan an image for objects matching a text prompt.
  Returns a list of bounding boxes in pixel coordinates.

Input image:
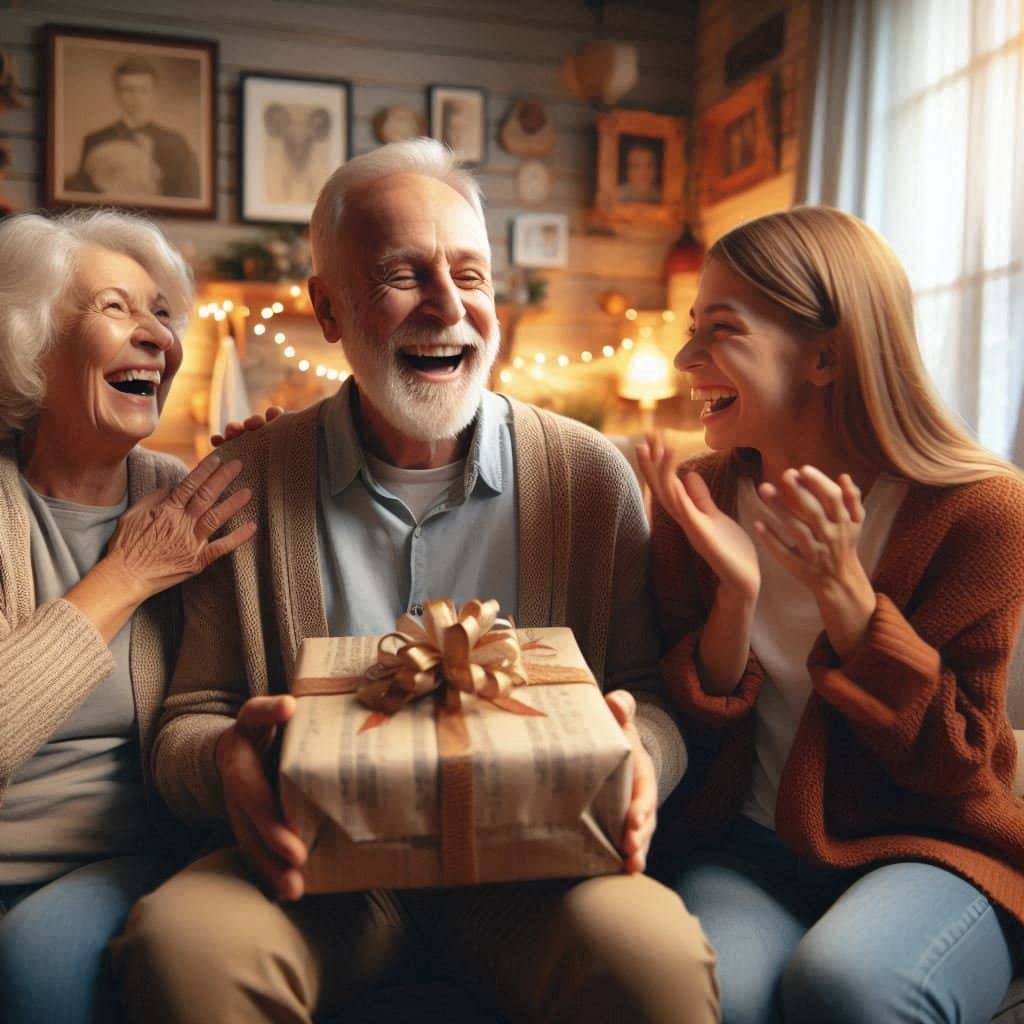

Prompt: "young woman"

[638,206,1024,1024]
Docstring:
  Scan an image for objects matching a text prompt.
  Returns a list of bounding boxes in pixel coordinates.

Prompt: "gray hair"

[0,208,193,439]
[310,137,486,278]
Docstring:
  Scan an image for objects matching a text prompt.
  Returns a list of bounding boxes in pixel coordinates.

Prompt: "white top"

[737,472,909,830]
[364,453,466,523]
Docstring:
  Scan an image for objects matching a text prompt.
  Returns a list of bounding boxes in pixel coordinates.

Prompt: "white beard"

[340,316,499,443]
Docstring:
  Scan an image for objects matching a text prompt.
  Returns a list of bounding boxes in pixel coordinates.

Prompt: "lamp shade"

[561,41,638,106]
[618,339,677,406]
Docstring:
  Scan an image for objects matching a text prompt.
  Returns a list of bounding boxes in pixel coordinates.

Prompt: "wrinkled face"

[41,246,182,449]
[315,172,500,443]
[115,72,157,124]
[677,258,828,453]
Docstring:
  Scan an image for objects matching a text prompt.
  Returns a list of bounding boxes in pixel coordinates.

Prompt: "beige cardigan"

[154,396,683,824]
[0,443,186,818]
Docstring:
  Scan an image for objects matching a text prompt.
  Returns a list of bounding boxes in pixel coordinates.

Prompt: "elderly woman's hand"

[66,453,255,643]
[210,406,284,448]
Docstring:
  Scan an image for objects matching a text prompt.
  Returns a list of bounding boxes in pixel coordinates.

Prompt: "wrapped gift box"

[279,626,632,893]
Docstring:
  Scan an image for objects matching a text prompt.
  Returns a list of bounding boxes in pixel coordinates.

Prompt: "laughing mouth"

[399,344,470,374]
[106,368,162,397]
[690,386,737,415]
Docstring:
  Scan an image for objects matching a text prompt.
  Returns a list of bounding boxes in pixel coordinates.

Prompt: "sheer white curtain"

[799,0,1024,464]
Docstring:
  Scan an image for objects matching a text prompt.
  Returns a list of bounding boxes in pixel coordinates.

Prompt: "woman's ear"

[308,276,344,344]
[809,337,839,387]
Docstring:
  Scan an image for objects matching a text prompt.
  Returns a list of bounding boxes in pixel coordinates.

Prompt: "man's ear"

[308,275,344,344]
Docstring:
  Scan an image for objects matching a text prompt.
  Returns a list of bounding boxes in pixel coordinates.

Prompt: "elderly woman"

[0,209,255,1024]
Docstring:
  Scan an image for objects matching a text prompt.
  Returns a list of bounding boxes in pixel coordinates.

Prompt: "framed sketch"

[240,73,350,224]
[699,73,777,205]
[511,212,568,269]
[593,110,685,227]
[428,85,487,166]
[46,25,217,217]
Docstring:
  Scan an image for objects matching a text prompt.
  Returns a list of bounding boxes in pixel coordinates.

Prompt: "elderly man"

[113,139,718,1024]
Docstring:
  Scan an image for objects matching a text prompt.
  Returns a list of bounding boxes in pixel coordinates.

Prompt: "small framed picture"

[699,73,777,205]
[428,85,487,166]
[511,212,569,269]
[240,73,351,224]
[46,25,217,217]
[594,110,686,227]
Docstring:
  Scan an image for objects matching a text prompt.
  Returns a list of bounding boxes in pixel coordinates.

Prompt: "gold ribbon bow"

[356,598,528,714]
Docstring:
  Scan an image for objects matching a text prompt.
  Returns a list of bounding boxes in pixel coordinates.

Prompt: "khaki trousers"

[112,848,719,1024]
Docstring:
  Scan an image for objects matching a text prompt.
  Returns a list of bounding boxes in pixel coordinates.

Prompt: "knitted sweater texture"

[652,451,1024,925]
[154,397,678,824]
[0,444,186,816]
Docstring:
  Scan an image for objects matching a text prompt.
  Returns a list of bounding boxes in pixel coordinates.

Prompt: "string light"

[197,295,348,378]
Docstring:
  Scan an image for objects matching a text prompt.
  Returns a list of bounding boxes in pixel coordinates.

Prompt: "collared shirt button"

[409,603,423,616]
[413,526,422,538]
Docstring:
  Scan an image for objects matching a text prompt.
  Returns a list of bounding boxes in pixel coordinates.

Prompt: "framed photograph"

[594,110,686,226]
[428,85,487,166]
[46,25,217,217]
[699,73,777,205]
[511,212,569,269]
[240,73,351,224]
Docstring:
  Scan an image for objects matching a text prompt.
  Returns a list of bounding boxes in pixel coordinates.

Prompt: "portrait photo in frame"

[46,25,217,217]
[699,72,777,206]
[594,110,686,226]
[428,85,487,166]
[511,212,569,269]
[240,73,351,224]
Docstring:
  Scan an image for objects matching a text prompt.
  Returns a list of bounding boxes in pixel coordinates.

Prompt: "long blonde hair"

[710,207,1016,485]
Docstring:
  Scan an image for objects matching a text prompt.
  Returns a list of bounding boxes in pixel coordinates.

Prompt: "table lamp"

[618,338,677,431]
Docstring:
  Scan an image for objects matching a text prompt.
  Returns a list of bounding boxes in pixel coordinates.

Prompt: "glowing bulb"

[260,307,273,319]
[298,359,310,372]
[253,324,266,336]
[499,369,513,384]
[289,285,302,298]
[274,332,286,344]
[316,365,327,377]
[513,356,525,370]
[534,353,546,364]
[223,300,234,312]
[271,302,284,313]
[662,310,675,322]
[581,351,593,363]
[602,345,615,358]
[621,338,634,350]
[283,345,295,358]
[625,308,638,320]
[557,354,570,367]
[326,369,339,381]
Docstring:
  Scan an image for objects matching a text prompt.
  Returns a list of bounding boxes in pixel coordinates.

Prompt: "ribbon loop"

[356,599,527,713]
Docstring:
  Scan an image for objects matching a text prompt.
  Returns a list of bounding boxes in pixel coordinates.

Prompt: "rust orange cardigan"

[652,452,1024,925]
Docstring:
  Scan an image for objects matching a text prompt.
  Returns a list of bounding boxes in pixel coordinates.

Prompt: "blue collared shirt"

[316,380,518,636]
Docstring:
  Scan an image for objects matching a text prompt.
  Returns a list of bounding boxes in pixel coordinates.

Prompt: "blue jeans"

[664,817,1019,1024]
[0,854,176,1024]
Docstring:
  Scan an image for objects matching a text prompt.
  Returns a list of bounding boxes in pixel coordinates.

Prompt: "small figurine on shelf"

[214,226,312,282]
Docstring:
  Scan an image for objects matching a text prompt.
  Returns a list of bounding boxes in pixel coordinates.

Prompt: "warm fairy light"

[513,356,525,369]
[534,353,546,364]
[499,368,513,384]
[624,308,638,320]
[621,338,634,350]
[274,332,286,344]
[260,307,273,319]
[298,359,310,372]
[272,301,284,313]
[581,350,593,362]
[289,285,302,297]
[283,345,296,358]
[602,345,616,358]
[662,310,675,322]
[253,323,266,336]
[326,369,339,380]
[316,365,327,377]
[557,354,570,367]
[222,300,234,312]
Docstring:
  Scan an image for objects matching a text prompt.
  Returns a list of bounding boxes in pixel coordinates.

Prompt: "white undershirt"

[737,473,909,830]
[364,453,465,522]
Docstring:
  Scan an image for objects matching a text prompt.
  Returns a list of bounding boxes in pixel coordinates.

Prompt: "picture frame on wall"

[699,72,776,206]
[46,25,217,217]
[594,109,686,227]
[428,85,487,166]
[240,73,351,224]
[511,212,569,269]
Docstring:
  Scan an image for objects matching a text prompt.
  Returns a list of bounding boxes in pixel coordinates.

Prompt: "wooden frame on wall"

[428,84,487,166]
[593,109,686,227]
[46,25,217,217]
[699,72,777,206]
[239,72,351,224]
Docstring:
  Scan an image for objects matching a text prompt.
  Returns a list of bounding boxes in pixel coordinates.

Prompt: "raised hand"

[210,406,284,448]
[754,465,876,655]
[216,695,307,901]
[637,433,760,602]
[605,690,656,874]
